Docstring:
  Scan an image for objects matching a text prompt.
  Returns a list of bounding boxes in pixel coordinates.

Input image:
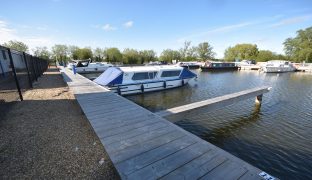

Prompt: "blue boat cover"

[180,68,197,79]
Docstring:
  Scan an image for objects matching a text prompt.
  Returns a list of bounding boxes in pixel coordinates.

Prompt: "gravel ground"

[0,68,120,179]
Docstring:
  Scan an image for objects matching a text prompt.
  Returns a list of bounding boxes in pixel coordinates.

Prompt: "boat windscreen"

[94,67,122,86]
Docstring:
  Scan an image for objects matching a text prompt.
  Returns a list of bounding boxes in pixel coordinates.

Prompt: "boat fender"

[163,81,166,88]
[95,68,98,71]
[117,86,121,95]
[182,79,184,86]
[141,84,144,93]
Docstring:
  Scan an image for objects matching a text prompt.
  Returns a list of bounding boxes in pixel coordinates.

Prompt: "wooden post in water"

[255,94,263,105]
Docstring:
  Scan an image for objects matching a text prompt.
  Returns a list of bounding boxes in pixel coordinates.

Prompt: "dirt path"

[0,68,120,179]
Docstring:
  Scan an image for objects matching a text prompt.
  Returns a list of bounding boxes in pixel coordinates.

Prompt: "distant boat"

[261,60,296,73]
[67,60,113,73]
[237,60,260,70]
[201,61,238,71]
[94,65,197,95]
[177,61,202,69]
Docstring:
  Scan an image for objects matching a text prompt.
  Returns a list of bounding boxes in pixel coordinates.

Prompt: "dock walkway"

[60,68,273,180]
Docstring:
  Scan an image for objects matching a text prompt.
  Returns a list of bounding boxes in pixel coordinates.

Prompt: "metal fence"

[0,45,49,103]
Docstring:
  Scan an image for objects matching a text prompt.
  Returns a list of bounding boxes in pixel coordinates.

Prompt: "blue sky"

[0,0,311,58]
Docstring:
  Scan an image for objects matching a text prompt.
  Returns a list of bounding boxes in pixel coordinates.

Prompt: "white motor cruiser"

[67,60,113,73]
[94,65,197,95]
[261,60,296,73]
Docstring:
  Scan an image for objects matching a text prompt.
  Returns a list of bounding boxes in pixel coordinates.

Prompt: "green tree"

[284,27,312,62]
[104,48,122,63]
[139,50,157,64]
[256,50,275,62]
[179,41,191,61]
[73,47,93,59]
[122,48,140,64]
[52,44,68,61]
[33,46,51,59]
[160,49,181,63]
[224,44,259,61]
[93,47,105,61]
[3,40,29,52]
[68,45,79,59]
[186,46,198,61]
[197,42,215,60]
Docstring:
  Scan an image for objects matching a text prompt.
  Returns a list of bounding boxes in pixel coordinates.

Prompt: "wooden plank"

[110,130,186,163]
[116,135,197,176]
[199,160,248,180]
[91,114,152,132]
[95,117,160,138]
[82,102,133,114]
[239,170,264,180]
[126,141,212,179]
[160,150,228,180]
[155,86,271,118]
[106,126,174,153]
[85,106,142,118]
[89,112,150,128]
[101,122,168,145]
[78,98,125,107]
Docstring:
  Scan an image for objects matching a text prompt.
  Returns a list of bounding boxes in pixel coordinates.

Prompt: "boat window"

[76,61,89,67]
[149,72,157,79]
[132,71,157,80]
[161,70,181,77]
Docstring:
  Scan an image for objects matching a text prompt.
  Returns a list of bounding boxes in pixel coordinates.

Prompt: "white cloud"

[0,19,54,53]
[270,15,312,27]
[123,21,133,28]
[102,24,117,31]
[0,20,18,43]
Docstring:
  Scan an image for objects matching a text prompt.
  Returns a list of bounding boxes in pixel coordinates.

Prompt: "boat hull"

[200,66,239,71]
[76,67,109,74]
[262,67,296,73]
[108,78,192,95]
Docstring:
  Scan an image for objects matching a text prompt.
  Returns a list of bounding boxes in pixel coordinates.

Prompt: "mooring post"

[73,65,76,74]
[255,94,263,104]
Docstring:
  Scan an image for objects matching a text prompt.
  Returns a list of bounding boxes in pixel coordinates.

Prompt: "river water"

[125,70,312,179]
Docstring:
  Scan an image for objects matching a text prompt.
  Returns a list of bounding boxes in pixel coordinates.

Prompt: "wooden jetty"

[60,68,276,180]
[155,86,271,119]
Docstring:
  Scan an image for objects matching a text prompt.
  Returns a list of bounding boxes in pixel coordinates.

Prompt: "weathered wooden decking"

[60,68,275,180]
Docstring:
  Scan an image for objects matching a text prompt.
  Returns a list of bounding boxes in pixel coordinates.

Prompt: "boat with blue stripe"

[94,65,197,95]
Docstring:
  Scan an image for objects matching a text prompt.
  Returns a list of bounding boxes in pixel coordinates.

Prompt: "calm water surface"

[125,70,312,179]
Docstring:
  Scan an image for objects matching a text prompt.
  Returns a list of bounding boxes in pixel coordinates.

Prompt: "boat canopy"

[94,67,123,86]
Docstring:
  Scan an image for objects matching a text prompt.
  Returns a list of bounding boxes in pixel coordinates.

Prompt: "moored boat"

[67,60,113,73]
[93,65,197,95]
[177,62,201,69]
[237,60,260,70]
[261,60,296,73]
[201,61,238,71]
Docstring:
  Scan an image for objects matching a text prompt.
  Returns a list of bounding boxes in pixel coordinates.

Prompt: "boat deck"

[60,68,275,180]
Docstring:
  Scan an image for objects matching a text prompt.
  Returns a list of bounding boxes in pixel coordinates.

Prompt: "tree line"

[2,26,311,63]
